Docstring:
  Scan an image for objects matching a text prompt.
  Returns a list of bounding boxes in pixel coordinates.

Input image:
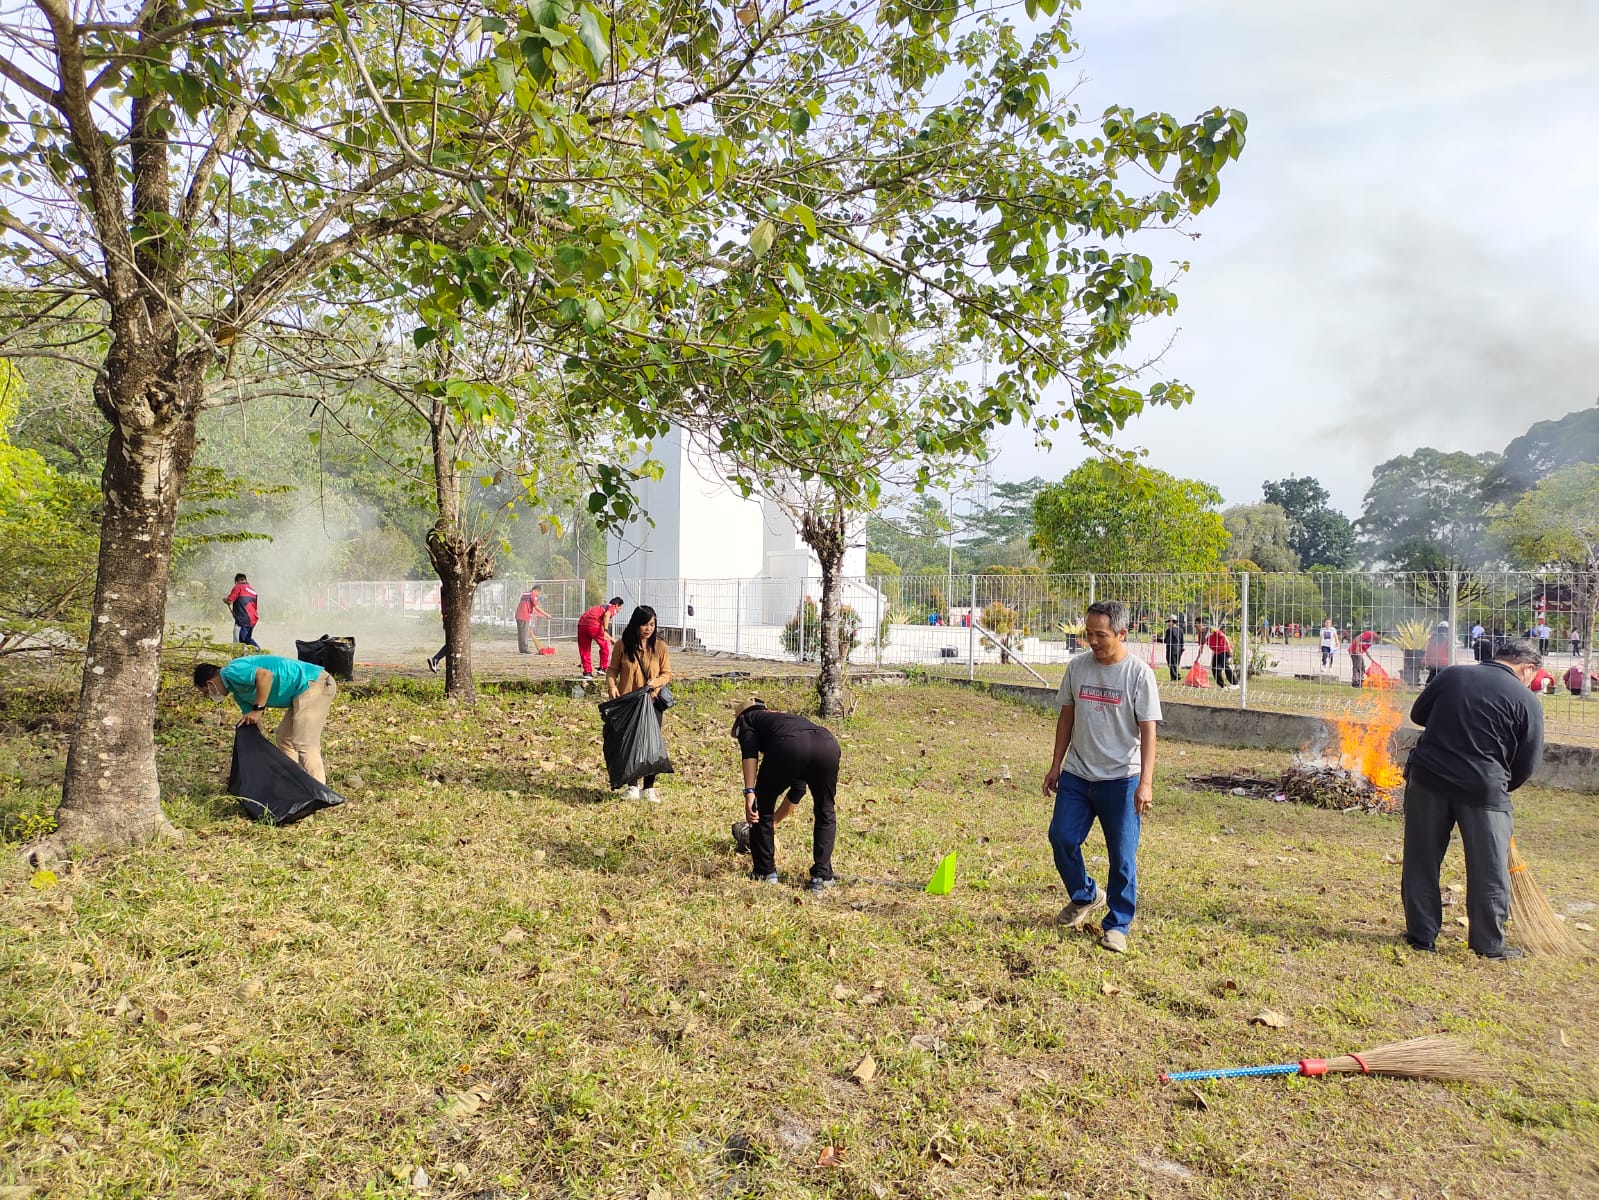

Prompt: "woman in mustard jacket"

[606,605,673,801]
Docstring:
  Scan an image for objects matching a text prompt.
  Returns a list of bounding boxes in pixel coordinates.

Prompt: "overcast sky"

[986,0,1599,515]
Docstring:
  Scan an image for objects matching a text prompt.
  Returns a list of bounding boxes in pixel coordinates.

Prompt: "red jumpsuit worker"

[515,584,551,654]
[1349,628,1379,688]
[577,597,623,677]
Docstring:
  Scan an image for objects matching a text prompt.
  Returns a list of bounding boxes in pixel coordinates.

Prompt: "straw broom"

[1159,1036,1488,1084]
[1508,837,1582,956]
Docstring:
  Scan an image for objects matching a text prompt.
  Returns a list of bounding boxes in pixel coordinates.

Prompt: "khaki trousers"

[276,672,336,783]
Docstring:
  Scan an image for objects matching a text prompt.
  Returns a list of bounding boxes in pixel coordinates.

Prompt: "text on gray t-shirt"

[1055,651,1163,781]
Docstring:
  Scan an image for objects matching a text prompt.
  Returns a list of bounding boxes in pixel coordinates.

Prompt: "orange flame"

[1334,689,1404,791]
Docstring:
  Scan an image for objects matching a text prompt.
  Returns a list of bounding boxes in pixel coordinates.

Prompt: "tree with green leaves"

[960,476,1047,569]
[1489,463,1599,693]
[1030,461,1228,575]
[0,362,99,655]
[1356,450,1499,571]
[1261,476,1355,569]
[1481,404,1599,505]
[2,0,1244,853]
[1221,502,1298,572]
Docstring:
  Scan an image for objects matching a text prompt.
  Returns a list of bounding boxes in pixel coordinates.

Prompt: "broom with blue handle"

[1159,1036,1486,1084]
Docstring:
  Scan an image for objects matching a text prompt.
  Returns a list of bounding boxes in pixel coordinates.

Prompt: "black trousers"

[1401,766,1513,956]
[1210,650,1237,687]
[1165,645,1182,681]
[750,726,840,881]
[516,619,531,653]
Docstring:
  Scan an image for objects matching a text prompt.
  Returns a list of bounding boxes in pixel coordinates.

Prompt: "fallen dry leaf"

[908,1033,945,1054]
[1100,980,1120,996]
[445,1086,493,1120]
[849,1053,876,1084]
[1249,1009,1289,1029]
[236,979,263,1001]
[831,984,854,1002]
[817,1145,844,1168]
[498,927,527,946]
[961,997,988,1013]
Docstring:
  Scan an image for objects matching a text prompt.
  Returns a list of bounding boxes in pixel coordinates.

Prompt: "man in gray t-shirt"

[1042,600,1162,953]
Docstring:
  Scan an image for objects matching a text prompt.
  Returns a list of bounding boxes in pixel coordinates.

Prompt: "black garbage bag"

[227,724,347,825]
[598,687,674,790]
[295,634,355,681]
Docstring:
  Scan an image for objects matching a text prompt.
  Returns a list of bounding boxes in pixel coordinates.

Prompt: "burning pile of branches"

[1185,691,1408,814]
[1278,762,1401,814]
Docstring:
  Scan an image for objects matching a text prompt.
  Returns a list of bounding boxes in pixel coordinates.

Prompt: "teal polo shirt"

[218,655,324,712]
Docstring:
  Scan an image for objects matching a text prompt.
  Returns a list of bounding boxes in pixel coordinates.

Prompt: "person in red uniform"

[514,583,551,654]
[1194,620,1237,688]
[224,573,261,649]
[1349,627,1380,688]
[577,596,624,677]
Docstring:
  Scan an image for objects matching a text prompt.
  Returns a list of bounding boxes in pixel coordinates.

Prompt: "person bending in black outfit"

[731,699,840,892]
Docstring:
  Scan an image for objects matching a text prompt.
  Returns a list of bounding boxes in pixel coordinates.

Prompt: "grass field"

[2,675,1597,1199]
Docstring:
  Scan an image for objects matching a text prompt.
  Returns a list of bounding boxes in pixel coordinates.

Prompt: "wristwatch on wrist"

[743,787,756,796]
[251,704,267,712]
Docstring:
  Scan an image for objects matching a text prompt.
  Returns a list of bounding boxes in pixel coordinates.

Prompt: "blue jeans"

[1049,772,1141,934]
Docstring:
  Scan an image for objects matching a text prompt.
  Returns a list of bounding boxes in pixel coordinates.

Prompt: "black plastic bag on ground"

[228,725,347,825]
[295,634,356,681]
[598,687,674,790]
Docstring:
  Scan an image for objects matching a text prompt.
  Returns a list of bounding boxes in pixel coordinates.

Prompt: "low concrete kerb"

[946,678,1599,795]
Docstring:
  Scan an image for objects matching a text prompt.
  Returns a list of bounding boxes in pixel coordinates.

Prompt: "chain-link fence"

[301,570,1599,742]
[301,579,590,642]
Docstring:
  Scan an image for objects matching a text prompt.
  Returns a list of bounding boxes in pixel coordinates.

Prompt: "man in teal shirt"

[194,654,338,783]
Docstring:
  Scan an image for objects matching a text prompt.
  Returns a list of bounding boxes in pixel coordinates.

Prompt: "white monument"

[605,427,876,648]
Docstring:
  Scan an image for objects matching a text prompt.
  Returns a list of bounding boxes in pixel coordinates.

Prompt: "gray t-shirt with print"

[1054,651,1163,781]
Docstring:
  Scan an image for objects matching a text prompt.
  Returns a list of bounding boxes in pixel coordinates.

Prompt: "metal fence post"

[1239,570,1250,710]
[968,574,978,680]
[734,579,742,657]
[1447,571,1460,667]
[875,574,883,669]
[1088,572,1096,608]
[799,577,807,662]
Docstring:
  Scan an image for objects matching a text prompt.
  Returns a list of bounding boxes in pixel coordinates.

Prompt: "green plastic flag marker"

[925,851,957,896]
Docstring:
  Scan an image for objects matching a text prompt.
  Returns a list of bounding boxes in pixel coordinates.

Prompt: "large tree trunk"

[803,508,849,719]
[44,362,202,857]
[426,406,494,702]
[427,525,494,703]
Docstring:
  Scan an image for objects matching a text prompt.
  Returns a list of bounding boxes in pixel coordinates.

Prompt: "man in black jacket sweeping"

[730,699,840,892]
[1402,639,1544,960]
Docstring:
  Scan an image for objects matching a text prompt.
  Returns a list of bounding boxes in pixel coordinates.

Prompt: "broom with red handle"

[1159,1036,1486,1084]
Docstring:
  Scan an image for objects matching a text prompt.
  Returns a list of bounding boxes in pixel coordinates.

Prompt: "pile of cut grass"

[2,677,1596,1199]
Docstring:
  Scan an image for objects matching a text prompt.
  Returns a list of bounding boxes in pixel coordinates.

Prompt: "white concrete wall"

[608,427,766,627]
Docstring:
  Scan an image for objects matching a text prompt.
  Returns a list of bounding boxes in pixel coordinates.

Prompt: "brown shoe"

[1056,886,1107,929]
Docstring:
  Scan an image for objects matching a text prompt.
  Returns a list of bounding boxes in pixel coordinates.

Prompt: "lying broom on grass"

[1508,837,1583,956]
[1159,1036,1488,1084]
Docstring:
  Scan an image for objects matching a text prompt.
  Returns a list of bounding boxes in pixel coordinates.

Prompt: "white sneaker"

[622,784,641,801]
[643,787,660,804]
